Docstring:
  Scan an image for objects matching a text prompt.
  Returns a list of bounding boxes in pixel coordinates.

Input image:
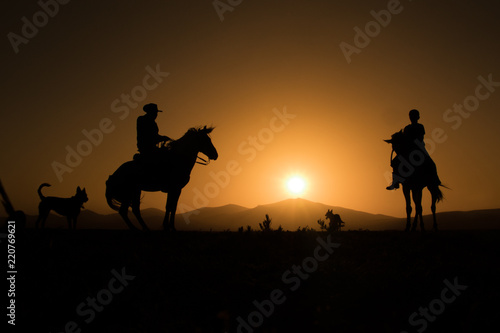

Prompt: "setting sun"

[286,176,306,196]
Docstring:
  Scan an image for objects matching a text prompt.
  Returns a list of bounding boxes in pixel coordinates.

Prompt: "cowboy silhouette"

[137,103,171,155]
[386,109,426,190]
[403,109,425,145]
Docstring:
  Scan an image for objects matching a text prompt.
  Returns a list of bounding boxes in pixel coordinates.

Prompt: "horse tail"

[38,183,51,200]
[431,185,444,203]
[105,176,121,211]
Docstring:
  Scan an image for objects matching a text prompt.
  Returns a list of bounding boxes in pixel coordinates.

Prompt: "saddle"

[132,149,183,191]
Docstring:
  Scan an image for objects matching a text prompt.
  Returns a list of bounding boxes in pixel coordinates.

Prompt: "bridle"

[196,155,210,165]
[164,130,213,166]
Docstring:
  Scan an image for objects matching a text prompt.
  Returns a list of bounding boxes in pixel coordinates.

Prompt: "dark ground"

[7,229,500,332]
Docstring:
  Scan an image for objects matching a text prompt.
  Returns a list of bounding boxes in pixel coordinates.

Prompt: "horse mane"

[187,126,214,135]
[389,130,420,155]
[168,126,214,150]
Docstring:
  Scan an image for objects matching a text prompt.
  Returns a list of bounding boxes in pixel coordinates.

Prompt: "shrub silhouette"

[259,214,273,232]
[317,218,328,230]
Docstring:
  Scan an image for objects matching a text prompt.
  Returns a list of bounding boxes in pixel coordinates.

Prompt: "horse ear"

[77,186,82,192]
[384,139,392,144]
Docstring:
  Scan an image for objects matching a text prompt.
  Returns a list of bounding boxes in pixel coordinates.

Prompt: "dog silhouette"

[35,183,88,229]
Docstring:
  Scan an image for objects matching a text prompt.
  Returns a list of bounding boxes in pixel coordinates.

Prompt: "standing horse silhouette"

[106,126,218,231]
[385,131,444,232]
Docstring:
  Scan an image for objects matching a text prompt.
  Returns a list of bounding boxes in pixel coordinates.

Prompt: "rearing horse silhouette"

[385,131,444,232]
[106,126,218,231]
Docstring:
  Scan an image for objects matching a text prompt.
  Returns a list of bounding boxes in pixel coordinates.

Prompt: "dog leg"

[36,203,50,229]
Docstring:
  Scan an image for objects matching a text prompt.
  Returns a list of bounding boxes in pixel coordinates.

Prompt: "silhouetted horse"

[106,126,218,231]
[385,131,443,232]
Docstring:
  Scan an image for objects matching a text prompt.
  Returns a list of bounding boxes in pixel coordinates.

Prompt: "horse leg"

[119,203,140,231]
[131,198,149,231]
[403,186,412,232]
[162,193,170,231]
[412,188,424,232]
[430,188,438,232]
[162,208,169,231]
[164,189,181,232]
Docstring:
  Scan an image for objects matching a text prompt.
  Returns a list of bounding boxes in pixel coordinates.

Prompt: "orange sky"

[1,0,499,218]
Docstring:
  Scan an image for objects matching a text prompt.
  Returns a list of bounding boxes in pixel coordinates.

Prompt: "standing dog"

[35,183,88,229]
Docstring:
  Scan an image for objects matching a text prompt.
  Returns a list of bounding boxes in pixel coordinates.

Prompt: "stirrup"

[386,183,400,190]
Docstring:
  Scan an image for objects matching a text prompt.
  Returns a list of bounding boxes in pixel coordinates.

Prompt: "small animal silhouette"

[35,183,88,229]
[325,209,345,232]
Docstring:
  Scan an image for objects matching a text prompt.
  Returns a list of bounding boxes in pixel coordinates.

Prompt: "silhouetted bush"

[259,214,273,232]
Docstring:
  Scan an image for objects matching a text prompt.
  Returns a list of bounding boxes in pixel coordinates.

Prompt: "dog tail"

[105,177,121,211]
[38,183,51,200]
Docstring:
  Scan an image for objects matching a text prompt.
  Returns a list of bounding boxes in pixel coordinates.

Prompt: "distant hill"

[10,198,500,231]
[181,200,500,231]
[178,198,397,231]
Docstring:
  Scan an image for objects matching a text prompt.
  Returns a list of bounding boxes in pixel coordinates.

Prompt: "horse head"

[196,126,218,161]
[384,130,407,155]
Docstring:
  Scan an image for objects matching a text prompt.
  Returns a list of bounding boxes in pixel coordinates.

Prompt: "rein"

[196,155,210,165]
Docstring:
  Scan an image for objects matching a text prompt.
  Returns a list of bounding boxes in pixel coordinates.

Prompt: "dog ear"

[77,186,82,193]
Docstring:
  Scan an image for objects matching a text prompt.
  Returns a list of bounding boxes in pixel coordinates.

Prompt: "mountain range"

[9,198,500,231]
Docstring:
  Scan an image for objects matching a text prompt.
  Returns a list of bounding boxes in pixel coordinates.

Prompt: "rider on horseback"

[137,103,171,156]
[386,109,428,190]
[404,109,425,145]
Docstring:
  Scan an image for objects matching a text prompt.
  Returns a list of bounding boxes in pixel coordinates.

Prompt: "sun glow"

[286,176,306,196]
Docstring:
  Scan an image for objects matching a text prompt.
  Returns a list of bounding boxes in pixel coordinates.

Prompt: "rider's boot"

[386,174,400,190]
